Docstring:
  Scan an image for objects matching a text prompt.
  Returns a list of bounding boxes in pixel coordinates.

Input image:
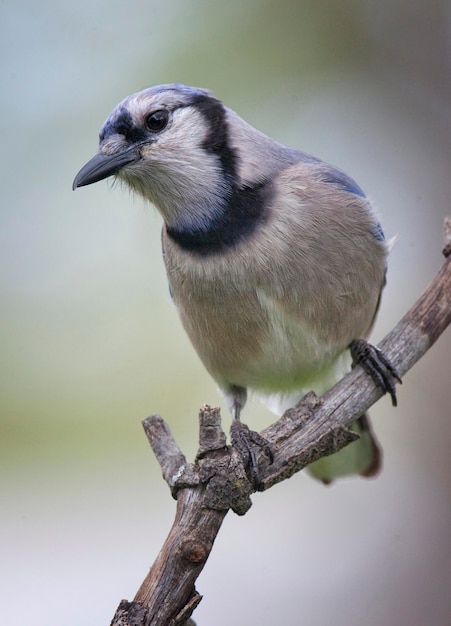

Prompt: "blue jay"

[73,84,400,486]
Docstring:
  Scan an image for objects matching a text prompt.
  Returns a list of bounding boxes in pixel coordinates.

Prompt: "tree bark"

[110,218,451,626]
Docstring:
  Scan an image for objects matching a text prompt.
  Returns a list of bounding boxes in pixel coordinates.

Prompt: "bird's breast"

[160,168,387,395]
[161,230,355,393]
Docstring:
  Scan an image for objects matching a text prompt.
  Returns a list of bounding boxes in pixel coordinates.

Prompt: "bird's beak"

[72,149,140,190]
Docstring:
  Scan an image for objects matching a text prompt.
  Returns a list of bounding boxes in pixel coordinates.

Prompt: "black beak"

[72,149,140,190]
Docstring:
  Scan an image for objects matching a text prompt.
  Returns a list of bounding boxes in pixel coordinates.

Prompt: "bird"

[73,83,400,487]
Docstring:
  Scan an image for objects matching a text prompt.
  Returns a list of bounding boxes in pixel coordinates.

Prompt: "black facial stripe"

[166,179,272,256]
[100,95,237,178]
[100,106,147,144]
[190,95,239,182]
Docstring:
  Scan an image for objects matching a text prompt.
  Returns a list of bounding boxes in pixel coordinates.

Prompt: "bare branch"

[109,220,451,626]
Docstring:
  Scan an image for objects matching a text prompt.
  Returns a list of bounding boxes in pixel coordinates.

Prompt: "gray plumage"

[73,84,393,482]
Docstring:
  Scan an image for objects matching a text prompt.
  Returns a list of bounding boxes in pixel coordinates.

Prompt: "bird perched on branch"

[73,84,400,487]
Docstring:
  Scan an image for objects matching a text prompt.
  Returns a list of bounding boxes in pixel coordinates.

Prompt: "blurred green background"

[1,1,450,625]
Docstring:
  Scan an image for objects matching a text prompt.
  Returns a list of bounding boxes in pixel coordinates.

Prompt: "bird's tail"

[307,414,382,484]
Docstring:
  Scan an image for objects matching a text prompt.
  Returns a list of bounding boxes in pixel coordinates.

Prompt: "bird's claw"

[350,339,402,406]
[230,421,274,491]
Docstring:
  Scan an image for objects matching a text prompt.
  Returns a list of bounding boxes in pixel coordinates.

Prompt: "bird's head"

[73,84,238,230]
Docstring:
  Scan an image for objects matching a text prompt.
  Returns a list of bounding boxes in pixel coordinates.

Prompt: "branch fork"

[109,218,451,626]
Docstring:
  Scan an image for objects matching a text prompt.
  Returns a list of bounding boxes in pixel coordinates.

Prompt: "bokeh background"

[1,1,450,625]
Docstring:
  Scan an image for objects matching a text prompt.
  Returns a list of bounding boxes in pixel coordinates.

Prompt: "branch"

[109,219,451,626]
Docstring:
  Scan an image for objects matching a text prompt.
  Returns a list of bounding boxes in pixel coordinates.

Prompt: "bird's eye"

[145,110,169,132]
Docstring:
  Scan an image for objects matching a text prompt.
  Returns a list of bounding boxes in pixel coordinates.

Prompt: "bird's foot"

[350,339,402,406]
[230,420,274,491]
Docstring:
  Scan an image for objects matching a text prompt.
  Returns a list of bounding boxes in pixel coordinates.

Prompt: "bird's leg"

[350,339,402,406]
[228,386,274,491]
